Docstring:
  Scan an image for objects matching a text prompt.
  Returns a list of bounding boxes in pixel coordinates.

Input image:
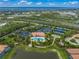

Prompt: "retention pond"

[12,49,59,59]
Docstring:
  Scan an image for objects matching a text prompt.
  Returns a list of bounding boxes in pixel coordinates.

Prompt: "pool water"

[31,37,46,41]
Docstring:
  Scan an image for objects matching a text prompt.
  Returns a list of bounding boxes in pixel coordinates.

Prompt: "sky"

[0,0,79,7]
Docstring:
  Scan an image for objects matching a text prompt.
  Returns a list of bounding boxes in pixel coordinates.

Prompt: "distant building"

[0,45,10,56]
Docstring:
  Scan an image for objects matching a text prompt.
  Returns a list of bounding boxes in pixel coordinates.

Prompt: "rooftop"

[0,45,8,54]
[37,28,52,33]
[72,34,79,39]
[54,27,65,34]
[67,49,79,59]
[19,31,30,37]
[31,32,46,37]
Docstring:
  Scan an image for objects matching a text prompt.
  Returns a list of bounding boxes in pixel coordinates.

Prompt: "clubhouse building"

[31,32,47,42]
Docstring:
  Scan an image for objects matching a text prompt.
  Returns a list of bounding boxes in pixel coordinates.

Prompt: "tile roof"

[31,32,46,37]
[72,55,79,59]
[0,45,8,54]
[67,49,79,59]
[67,49,79,54]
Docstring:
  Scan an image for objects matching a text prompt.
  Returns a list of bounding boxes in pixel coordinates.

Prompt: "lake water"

[12,49,59,59]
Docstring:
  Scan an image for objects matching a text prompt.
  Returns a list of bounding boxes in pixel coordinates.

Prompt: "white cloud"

[0,0,78,7]
[0,2,3,4]
[27,2,32,5]
[3,0,9,1]
[18,0,27,5]
[36,2,42,5]
[69,1,79,5]
[64,1,79,5]
[17,0,32,5]
[48,3,55,6]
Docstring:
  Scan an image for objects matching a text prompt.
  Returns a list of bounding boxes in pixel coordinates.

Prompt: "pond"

[12,49,59,59]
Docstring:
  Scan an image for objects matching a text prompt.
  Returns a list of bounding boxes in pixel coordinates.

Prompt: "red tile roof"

[31,32,46,37]
[67,49,79,54]
[67,49,79,59]
[0,45,8,53]
[72,55,79,59]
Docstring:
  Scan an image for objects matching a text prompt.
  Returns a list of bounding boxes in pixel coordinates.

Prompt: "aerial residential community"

[0,8,79,59]
[0,0,79,59]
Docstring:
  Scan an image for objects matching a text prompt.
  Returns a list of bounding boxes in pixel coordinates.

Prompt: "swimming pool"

[31,37,46,41]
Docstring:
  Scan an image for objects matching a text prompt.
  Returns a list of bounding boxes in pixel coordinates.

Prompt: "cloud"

[48,3,55,6]
[0,0,79,7]
[64,1,79,5]
[3,0,9,1]
[69,1,78,5]
[0,2,3,4]
[17,0,32,5]
[17,0,27,5]
[36,2,42,5]
[27,2,32,5]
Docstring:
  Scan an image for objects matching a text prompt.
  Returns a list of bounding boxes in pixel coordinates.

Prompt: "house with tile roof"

[0,45,10,56]
[67,49,79,59]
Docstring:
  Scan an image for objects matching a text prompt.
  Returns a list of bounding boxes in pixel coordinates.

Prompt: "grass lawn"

[56,49,69,59]
[53,44,69,59]
[2,48,16,59]
[17,44,69,59]
[2,43,69,59]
